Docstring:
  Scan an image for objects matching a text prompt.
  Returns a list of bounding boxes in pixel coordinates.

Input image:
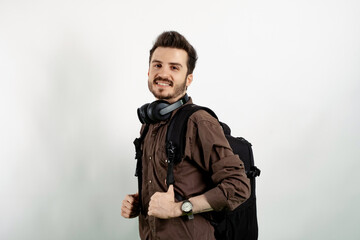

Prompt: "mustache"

[153,77,173,85]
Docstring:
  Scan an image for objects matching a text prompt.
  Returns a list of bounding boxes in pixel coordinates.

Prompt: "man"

[121,31,250,239]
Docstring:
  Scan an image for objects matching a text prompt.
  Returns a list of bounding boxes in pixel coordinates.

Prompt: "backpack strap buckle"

[246,166,261,178]
[166,141,176,187]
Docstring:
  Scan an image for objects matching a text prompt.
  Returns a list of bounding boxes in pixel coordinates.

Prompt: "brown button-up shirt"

[138,98,250,240]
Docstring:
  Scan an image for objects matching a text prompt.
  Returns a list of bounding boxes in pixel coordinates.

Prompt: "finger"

[121,205,132,218]
[122,208,137,218]
[150,192,160,201]
[122,198,138,212]
[130,193,139,202]
[122,200,132,209]
[148,197,154,209]
[148,206,155,216]
[147,203,153,216]
[125,194,137,204]
[121,201,139,218]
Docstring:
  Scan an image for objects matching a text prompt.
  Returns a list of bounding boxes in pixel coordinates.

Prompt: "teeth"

[157,82,170,86]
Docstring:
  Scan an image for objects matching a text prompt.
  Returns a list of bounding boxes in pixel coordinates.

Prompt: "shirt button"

[149,156,152,160]
[149,180,152,184]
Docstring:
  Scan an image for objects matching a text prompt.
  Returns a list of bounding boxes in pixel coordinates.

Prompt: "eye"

[171,66,179,71]
[154,63,162,68]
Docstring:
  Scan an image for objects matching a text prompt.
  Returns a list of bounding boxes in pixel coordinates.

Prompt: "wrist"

[173,202,183,218]
[180,200,194,220]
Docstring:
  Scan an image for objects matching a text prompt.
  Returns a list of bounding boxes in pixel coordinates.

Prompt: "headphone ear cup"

[137,103,152,124]
[147,100,172,123]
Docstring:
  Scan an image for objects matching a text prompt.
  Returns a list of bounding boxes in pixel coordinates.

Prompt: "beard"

[148,76,187,101]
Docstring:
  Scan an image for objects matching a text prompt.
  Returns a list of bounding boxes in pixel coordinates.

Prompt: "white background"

[1,0,359,239]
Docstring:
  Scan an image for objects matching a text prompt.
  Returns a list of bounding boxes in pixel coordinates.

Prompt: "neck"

[158,92,188,104]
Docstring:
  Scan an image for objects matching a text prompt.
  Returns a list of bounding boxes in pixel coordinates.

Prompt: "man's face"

[148,47,193,103]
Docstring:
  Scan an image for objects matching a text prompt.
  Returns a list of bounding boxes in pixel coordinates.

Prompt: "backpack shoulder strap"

[133,124,149,215]
[165,104,218,188]
[134,124,149,176]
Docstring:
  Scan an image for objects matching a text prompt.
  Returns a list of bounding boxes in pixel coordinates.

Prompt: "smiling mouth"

[154,79,173,87]
[157,82,171,86]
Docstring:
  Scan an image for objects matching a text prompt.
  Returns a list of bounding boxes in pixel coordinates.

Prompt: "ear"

[148,70,149,76]
[186,74,193,87]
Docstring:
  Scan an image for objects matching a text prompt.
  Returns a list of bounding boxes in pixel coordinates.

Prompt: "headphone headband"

[137,94,189,124]
[159,94,189,116]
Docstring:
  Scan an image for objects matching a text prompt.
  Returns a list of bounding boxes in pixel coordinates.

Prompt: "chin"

[153,91,173,100]
[156,95,172,101]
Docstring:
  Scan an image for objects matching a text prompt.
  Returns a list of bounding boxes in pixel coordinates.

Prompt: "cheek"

[148,70,157,79]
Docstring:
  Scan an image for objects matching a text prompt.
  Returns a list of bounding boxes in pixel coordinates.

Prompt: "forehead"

[151,47,188,64]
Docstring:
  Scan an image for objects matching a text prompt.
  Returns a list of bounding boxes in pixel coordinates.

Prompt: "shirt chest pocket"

[156,142,168,165]
[153,143,169,183]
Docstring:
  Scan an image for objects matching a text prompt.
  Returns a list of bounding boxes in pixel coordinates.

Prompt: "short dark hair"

[149,31,198,75]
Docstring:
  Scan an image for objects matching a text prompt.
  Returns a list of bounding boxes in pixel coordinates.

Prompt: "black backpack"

[134,104,261,240]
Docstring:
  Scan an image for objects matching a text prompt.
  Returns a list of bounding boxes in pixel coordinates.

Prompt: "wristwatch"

[181,200,194,220]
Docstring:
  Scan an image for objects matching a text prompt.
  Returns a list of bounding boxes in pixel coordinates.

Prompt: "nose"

[157,66,171,79]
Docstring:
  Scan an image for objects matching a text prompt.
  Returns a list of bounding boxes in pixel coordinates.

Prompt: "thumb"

[167,184,174,196]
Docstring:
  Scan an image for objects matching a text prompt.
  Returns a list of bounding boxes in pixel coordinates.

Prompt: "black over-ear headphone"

[137,94,189,124]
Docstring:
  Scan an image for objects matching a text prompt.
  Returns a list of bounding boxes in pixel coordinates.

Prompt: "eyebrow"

[151,59,183,68]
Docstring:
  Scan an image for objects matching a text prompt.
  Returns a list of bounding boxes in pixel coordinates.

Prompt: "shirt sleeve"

[186,110,251,211]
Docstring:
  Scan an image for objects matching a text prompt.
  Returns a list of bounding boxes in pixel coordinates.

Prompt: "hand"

[148,185,182,219]
[121,193,140,218]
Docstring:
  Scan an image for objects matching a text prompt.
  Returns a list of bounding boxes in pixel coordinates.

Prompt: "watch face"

[182,201,192,212]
